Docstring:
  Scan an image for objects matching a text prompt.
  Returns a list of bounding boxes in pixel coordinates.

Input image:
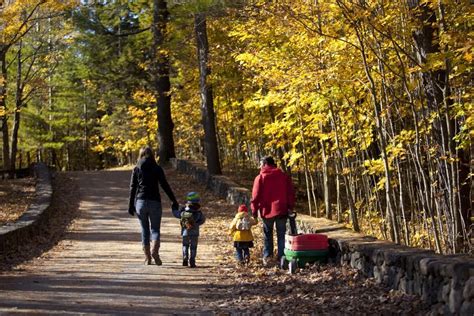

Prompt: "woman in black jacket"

[128,147,179,265]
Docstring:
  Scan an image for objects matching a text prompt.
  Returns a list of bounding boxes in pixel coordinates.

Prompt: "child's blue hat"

[186,192,200,203]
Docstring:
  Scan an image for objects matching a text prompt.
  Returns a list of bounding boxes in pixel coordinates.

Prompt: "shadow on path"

[0,168,216,315]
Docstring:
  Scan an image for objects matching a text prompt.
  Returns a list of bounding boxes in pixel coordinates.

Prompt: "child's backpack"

[236,215,251,231]
[181,210,196,230]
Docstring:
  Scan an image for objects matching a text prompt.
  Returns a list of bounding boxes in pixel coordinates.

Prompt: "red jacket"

[251,166,295,219]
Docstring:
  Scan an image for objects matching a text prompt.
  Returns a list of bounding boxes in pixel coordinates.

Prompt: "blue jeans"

[183,236,198,260]
[262,216,287,259]
[235,246,250,262]
[135,199,162,246]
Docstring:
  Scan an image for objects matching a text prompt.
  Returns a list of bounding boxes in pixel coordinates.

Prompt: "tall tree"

[194,12,221,174]
[0,46,9,170]
[0,0,74,171]
[67,1,155,168]
[9,40,23,173]
[152,0,175,163]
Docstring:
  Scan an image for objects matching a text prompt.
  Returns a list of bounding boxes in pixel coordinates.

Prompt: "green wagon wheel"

[280,256,288,270]
[289,259,297,274]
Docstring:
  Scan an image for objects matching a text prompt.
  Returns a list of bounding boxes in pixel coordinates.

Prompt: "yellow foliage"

[376,177,387,191]
[133,90,156,105]
[363,159,385,175]
[283,150,302,168]
[0,0,77,45]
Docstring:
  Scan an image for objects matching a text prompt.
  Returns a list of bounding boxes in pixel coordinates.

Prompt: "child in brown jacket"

[229,204,257,264]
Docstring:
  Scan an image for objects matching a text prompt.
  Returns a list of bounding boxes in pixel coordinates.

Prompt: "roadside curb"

[0,163,52,256]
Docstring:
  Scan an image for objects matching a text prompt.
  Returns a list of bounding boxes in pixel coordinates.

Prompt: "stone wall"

[171,158,474,315]
[170,158,250,205]
[0,163,52,255]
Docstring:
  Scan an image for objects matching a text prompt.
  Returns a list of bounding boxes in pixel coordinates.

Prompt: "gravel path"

[0,168,217,315]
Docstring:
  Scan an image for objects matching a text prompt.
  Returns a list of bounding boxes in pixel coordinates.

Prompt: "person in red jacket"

[251,156,295,266]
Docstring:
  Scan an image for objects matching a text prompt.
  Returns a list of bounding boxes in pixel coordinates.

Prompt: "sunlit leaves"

[0,0,77,46]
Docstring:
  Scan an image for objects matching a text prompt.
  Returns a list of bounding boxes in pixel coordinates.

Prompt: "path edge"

[0,162,53,256]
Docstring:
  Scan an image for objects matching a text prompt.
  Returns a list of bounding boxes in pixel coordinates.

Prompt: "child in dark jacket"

[173,192,205,268]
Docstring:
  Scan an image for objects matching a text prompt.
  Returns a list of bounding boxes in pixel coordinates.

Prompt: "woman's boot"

[143,245,152,265]
[151,240,162,265]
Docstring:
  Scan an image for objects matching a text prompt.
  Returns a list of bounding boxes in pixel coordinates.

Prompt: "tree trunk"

[10,40,23,174]
[334,156,342,223]
[458,147,471,251]
[152,0,175,163]
[0,46,10,171]
[309,170,319,217]
[298,114,313,216]
[83,88,89,170]
[321,139,332,219]
[194,12,221,175]
[396,158,410,245]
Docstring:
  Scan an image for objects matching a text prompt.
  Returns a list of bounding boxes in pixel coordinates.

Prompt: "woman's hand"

[171,201,179,211]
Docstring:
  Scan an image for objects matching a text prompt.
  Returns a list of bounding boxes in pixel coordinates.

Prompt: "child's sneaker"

[182,258,188,266]
[189,259,196,268]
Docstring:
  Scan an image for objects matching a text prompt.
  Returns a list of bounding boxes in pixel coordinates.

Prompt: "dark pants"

[262,216,287,259]
[235,246,250,262]
[182,235,199,260]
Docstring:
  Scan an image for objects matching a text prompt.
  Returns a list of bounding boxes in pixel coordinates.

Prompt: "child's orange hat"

[238,204,248,213]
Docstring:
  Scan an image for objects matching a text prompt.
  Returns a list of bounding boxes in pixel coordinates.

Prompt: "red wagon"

[281,213,329,273]
[285,233,329,251]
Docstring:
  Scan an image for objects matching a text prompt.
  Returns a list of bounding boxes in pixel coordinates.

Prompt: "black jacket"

[129,157,177,207]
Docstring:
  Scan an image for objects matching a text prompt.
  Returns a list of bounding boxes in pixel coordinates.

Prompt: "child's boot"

[183,257,188,266]
[189,258,196,268]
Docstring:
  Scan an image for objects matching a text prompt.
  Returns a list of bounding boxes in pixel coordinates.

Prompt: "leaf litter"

[0,177,35,225]
[197,176,430,315]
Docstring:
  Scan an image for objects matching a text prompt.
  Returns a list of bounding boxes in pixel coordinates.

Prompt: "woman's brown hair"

[138,146,156,164]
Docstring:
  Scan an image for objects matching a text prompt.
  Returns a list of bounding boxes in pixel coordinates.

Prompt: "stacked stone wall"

[0,163,52,255]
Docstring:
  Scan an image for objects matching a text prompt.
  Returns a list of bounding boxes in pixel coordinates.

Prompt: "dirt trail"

[0,168,217,315]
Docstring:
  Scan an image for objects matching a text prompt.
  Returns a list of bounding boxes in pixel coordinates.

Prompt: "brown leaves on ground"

[0,177,35,225]
[203,263,429,315]
[0,173,81,272]
[198,183,430,315]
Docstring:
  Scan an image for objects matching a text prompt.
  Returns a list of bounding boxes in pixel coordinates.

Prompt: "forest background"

[0,0,472,255]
